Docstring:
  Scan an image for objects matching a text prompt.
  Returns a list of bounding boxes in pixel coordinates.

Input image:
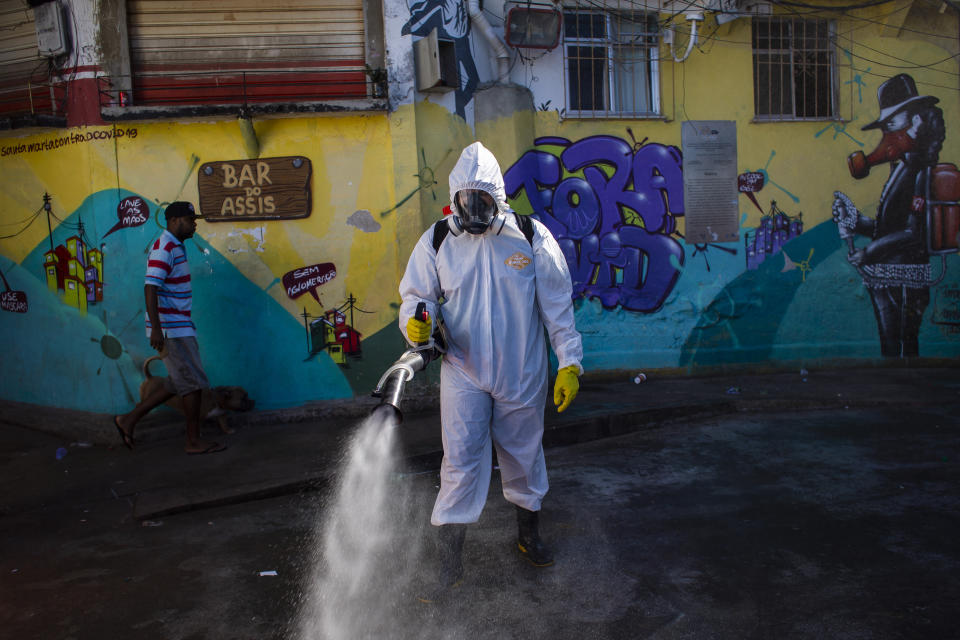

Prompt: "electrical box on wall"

[34,1,68,57]
[413,28,457,93]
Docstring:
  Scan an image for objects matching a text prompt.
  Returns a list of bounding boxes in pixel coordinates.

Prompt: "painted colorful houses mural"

[303,296,365,364]
[745,202,803,271]
[42,230,103,315]
[1,0,958,414]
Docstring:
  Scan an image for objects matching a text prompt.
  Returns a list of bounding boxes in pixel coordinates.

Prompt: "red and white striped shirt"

[144,230,195,338]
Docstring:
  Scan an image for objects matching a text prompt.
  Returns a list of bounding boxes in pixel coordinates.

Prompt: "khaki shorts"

[162,336,210,396]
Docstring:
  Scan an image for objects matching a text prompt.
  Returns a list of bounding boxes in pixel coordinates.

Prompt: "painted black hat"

[862,74,938,130]
[164,201,198,219]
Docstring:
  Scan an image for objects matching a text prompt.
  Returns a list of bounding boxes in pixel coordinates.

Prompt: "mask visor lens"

[456,191,496,229]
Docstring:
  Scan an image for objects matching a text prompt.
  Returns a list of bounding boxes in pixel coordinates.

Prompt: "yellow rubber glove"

[406,314,431,344]
[553,365,580,413]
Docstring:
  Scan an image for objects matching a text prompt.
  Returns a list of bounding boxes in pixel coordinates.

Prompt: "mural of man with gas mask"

[832,73,948,358]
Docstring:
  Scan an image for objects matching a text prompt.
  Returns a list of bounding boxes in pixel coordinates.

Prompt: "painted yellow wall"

[0,113,410,340]
[458,8,960,239]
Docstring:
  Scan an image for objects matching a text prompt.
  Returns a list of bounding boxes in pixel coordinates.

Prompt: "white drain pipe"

[671,11,704,63]
[468,0,510,82]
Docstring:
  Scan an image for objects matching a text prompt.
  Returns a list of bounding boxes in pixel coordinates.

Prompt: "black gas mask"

[454,189,497,235]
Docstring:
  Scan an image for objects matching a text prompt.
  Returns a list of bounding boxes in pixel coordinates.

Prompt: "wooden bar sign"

[198,156,312,221]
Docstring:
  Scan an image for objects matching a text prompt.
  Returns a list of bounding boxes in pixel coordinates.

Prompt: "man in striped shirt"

[114,201,226,455]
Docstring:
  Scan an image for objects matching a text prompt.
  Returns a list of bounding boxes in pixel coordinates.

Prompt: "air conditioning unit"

[34,1,68,57]
[505,6,562,50]
[711,0,772,24]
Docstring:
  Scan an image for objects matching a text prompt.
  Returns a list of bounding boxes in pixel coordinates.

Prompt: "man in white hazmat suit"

[399,141,583,601]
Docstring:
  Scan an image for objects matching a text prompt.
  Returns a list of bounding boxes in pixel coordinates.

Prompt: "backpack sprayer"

[371,302,446,422]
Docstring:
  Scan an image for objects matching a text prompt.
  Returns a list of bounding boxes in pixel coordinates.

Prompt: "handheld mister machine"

[371,302,446,422]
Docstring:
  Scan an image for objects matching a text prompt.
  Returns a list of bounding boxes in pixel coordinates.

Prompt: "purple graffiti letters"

[558,235,599,296]
[562,137,635,236]
[575,227,684,311]
[504,150,560,217]
[552,178,600,239]
[615,226,684,311]
[633,144,685,223]
[504,134,685,313]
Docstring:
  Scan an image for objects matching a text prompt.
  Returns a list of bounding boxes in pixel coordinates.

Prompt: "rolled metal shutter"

[126,0,367,107]
[0,1,62,118]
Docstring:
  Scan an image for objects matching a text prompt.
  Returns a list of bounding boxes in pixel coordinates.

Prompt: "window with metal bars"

[752,17,837,120]
[562,7,660,118]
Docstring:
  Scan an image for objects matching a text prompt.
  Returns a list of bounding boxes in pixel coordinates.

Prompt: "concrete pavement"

[1,370,958,639]
[0,364,957,523]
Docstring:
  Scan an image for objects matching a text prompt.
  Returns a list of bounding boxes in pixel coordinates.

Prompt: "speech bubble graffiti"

[104,196,150,238]
[0,290,27,313]
[738,172,766,212]
[738,172,765,193]
[282,263,337,304]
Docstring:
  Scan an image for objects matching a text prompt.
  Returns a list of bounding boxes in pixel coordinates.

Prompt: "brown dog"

[139,355,256,434]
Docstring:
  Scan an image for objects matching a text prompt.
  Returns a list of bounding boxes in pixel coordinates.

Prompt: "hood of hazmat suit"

[398,142,583,524]
[448,141,511,217]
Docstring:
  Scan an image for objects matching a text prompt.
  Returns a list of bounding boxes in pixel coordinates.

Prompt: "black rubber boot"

[516,506,554,567]
[418,523,466,604]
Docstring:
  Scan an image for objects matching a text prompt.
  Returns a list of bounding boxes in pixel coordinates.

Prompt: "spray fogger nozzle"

[371,347,434,422]
[371,302,446,422]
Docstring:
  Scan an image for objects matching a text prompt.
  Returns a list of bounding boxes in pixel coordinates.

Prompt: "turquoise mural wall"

[6,189,352,413]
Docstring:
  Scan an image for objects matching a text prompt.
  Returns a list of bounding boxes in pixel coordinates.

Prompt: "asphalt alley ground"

[1,402,957,639]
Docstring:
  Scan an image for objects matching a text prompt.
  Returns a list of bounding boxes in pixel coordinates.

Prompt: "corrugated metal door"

[126,0,368,106]
[0,1,62,117]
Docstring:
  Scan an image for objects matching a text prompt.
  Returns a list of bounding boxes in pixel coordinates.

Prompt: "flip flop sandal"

[114,416,134,450]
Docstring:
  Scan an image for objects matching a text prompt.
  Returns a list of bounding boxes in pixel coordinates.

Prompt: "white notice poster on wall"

[682,121,739,244]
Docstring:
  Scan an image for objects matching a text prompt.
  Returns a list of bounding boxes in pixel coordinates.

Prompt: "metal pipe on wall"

[467,0,510,82]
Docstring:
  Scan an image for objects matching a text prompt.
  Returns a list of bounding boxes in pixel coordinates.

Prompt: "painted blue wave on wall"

[2,190,351,413]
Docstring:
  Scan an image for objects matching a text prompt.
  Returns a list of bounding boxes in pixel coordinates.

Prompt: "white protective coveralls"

[398,142,583,525]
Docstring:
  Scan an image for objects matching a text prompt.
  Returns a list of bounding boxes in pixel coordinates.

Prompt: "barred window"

[753,17,837,120]
[563,7,660,118]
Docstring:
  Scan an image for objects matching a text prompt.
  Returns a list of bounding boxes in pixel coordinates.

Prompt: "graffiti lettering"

[933,285,960,337]
[0,290,28,313]
[942,288,960,300]
[104,196,150,238]
[504,135,685,312]
[738,171,766,214]
[0,128,138,156]
[738,172,765,191]
[282,263,337,303]
[120,198,143,214]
